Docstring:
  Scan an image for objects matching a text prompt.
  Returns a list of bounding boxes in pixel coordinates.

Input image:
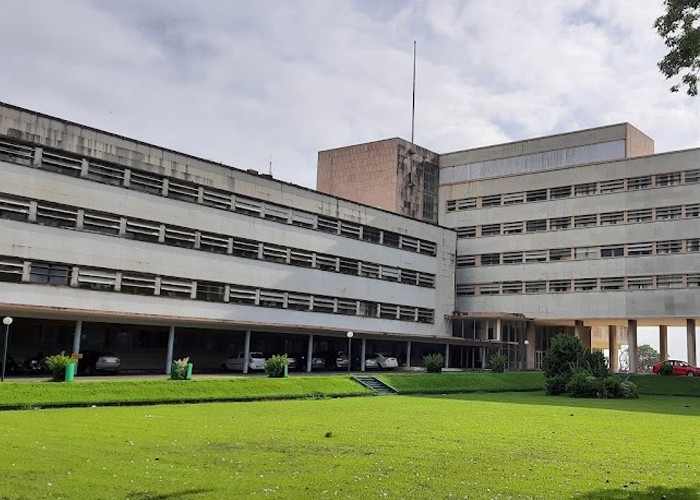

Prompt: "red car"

[652,360,700,377]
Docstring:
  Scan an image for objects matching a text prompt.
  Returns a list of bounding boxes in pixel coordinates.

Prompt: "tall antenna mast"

[411,40,416,147]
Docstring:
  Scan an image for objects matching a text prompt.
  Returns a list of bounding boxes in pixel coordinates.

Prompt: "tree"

[619,344,660,373]
[654,0,700,96]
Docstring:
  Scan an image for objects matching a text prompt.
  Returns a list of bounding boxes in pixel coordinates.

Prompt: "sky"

[0,0,698,361]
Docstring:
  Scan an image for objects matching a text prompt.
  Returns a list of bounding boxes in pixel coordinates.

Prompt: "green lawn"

[1,392,699,499]
[378,371,545,393]
[629,374,700,397]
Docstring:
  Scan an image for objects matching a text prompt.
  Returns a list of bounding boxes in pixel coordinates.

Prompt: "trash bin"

[185,363,193,380]
[170,363,179,380]
[283,364,288,377]
[64,362,75,382]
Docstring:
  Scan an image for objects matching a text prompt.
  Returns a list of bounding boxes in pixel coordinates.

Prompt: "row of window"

[0,192,436,288]
[0,256,435,323]
[456,273,700,296]
[457,238,700,267]
[456,202,699,238]
[0,137,438,256]
[446,168,700,212]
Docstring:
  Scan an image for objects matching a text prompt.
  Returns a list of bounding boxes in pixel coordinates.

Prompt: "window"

[627,176,652,190]
[479,283,500,295]
[76,268,117,291]
[316,254,338,272]
[550,280,571,292]
[287,292,312,311]
[525,281,546,293]
[82,211,121,236]
[628,276,653,289]
[600,277,624,290]
[196,281,226,302]
[316,216,338,234]
[685,169,700,184]
[627,242,653,256]
[383,231,400,248]
[231,238,259,259]
[503,192,524,205]
[656,206,682,220]
[574,214,597,227]
[36,203,78,228]
[599,179,624,193]
[261,243,288,264]
[380,266,400,282]
[202,187,232,210]
[688,239,700,252]
[685,204,700,217]
[456,255,476,267]
[87,162,125,186]
[688,274,700,287]
[120,272,157,296]
[575,183,597,196]
[656,172,681,187]
[0,195,30,222]
[550,217,571,230]
[481,224,501,236]
[524,250,547,263]
[338,257,359,275]
[502,252,523,264]
[259,290,285,308]
[0,258,24,283]
[502,281,522,294]
[526,219,547,232]
[362,226,381,243]
[168,179,199,203]
[200,232,230,254]
[124,219,161,243]
[502,222,523,234]
[29,262,71,286]
[481,195,501,207]
[575,247,597,260]
[574,278,597,291]
[656,240,682,254]
[526,189,547,202]
[129,170,164,195]
[456,284,475,296]
[601,245,624,258]
[159,278,193,298]
[600,212,624,225]
[481,253,500,265]
[550,186,572,199]
[549,248,572,261]
[164,226,196,249]
[627,209,652,223]
[456,226,476,238]
[656,275,684,288]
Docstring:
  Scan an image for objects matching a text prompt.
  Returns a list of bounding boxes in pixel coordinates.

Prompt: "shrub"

[542,334,583,380]
[44,352,74,382]
[545,374,569,395]
[620,381,639,399]
[264,354,289,378]
[566,371,600,398]
[488,354,507,373]
[423,353,444,373]
[172,357,190,380]
[600,376,623,399]
[659,363,673,376]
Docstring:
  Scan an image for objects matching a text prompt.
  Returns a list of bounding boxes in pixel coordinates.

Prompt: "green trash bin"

[185,363,193,380]
[170,362,179,380]
[64,362,75,382]
[283,364,288,377]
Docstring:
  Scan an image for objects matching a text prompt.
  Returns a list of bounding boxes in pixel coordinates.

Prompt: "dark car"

[78,350,121,375]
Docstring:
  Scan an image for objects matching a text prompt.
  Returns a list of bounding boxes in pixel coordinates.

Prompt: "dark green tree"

[654,0,700,96]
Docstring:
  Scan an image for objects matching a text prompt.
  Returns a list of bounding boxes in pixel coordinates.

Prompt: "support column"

[405,341,411,368]
[688,319,697,366]
[306,334,314,373]
[659,325,668,362]
[72,320,82,355]
[574,320,591,350]
[165,326,175,375]
[480,347,487,369]
[608,326,618,373]
[243,330,251,374]
[360,338,366,372]
[444,344,450,369]
[627,320,638,373]
[526,323,536,370]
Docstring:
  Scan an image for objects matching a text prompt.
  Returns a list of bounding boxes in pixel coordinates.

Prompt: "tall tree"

[619,344,661,372]
[654,0,700,96]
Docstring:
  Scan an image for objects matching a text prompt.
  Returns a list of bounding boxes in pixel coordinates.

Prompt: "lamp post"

[2,316,13,382]
[346,331,354,374]
[522,339,530,371]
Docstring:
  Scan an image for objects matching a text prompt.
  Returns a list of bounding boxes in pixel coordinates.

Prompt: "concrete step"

[353,376,397,395]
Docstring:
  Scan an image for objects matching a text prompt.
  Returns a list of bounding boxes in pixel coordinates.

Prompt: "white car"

[221,351,266,372]
[367,353,399,370]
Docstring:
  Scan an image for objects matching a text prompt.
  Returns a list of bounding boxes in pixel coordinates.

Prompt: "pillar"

[165,326,175,375]
[360,338,366,372]
[405,341,412,368]
[306,334,314,373]
[627,320,638,373]
[688,319,697,366]
[480,347,487,369]
[444,344,450,369]
[243,330,251,374]
[659,325,668,362]
[72,320,82,355]
[574,320,591,350]
[608,326,618,373]
[526,323,536,370]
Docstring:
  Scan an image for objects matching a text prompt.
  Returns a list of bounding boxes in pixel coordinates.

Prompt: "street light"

[522,339,530,371]
[346,331,354,374]
[2,316,13,382]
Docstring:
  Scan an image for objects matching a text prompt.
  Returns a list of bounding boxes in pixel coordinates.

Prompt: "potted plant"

[44,351,75,382]
[171,357,193,380]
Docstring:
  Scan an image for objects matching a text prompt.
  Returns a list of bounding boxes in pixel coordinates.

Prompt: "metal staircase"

[353,376,398,395]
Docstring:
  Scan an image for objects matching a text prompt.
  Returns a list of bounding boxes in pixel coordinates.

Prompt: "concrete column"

[627,320,638,373]
[72,320,82,355]
[574,320,591,350]
[165,326,175,375]
[243,330,251,374]
[608,326,618,373]
[688,319,697,366]
[659,325,668,362]
[406,341,412,368]
[306,334,314,373]
[526,323,536,370]
[360,338,366,372]
[444,344,450,369]
[480,347,487,369]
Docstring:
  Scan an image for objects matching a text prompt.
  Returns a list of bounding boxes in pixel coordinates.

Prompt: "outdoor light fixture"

[346,331,354,374]
[2,316,13,382]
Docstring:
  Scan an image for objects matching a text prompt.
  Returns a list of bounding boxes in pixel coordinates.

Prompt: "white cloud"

[0,0,698,189]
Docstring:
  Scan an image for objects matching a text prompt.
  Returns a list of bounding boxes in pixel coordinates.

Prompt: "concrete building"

[0,102,457,374]
[319,124,699,372]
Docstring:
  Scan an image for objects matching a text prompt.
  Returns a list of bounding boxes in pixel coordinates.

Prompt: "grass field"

[1,392,699,499]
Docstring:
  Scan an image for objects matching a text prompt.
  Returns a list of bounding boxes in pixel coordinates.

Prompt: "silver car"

[221,351,266,372]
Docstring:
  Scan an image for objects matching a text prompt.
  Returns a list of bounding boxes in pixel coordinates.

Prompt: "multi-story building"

[0,102,456,374]
[319,124,699,372]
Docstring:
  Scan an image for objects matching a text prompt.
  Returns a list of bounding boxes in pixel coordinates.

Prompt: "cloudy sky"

[1,0,697,358]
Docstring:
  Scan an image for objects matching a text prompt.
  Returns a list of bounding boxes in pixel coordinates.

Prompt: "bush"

[600,376,623,399]
[566,371,600,398]
[264,354,289,378]
[545,374,569,395]
[172,357,191,380]
[423,353,444,373]
[620,381,639,399]
[488,354,507,373]
[44,352,74,382]
[542,334,583,380]
[659,363,673,376]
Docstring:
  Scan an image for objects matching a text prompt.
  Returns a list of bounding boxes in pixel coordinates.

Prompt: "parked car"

[367,353,399,370]
[292,353,326,371]
[221,351,266,372]
[652,359,700,377]
[78,350,121,375]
